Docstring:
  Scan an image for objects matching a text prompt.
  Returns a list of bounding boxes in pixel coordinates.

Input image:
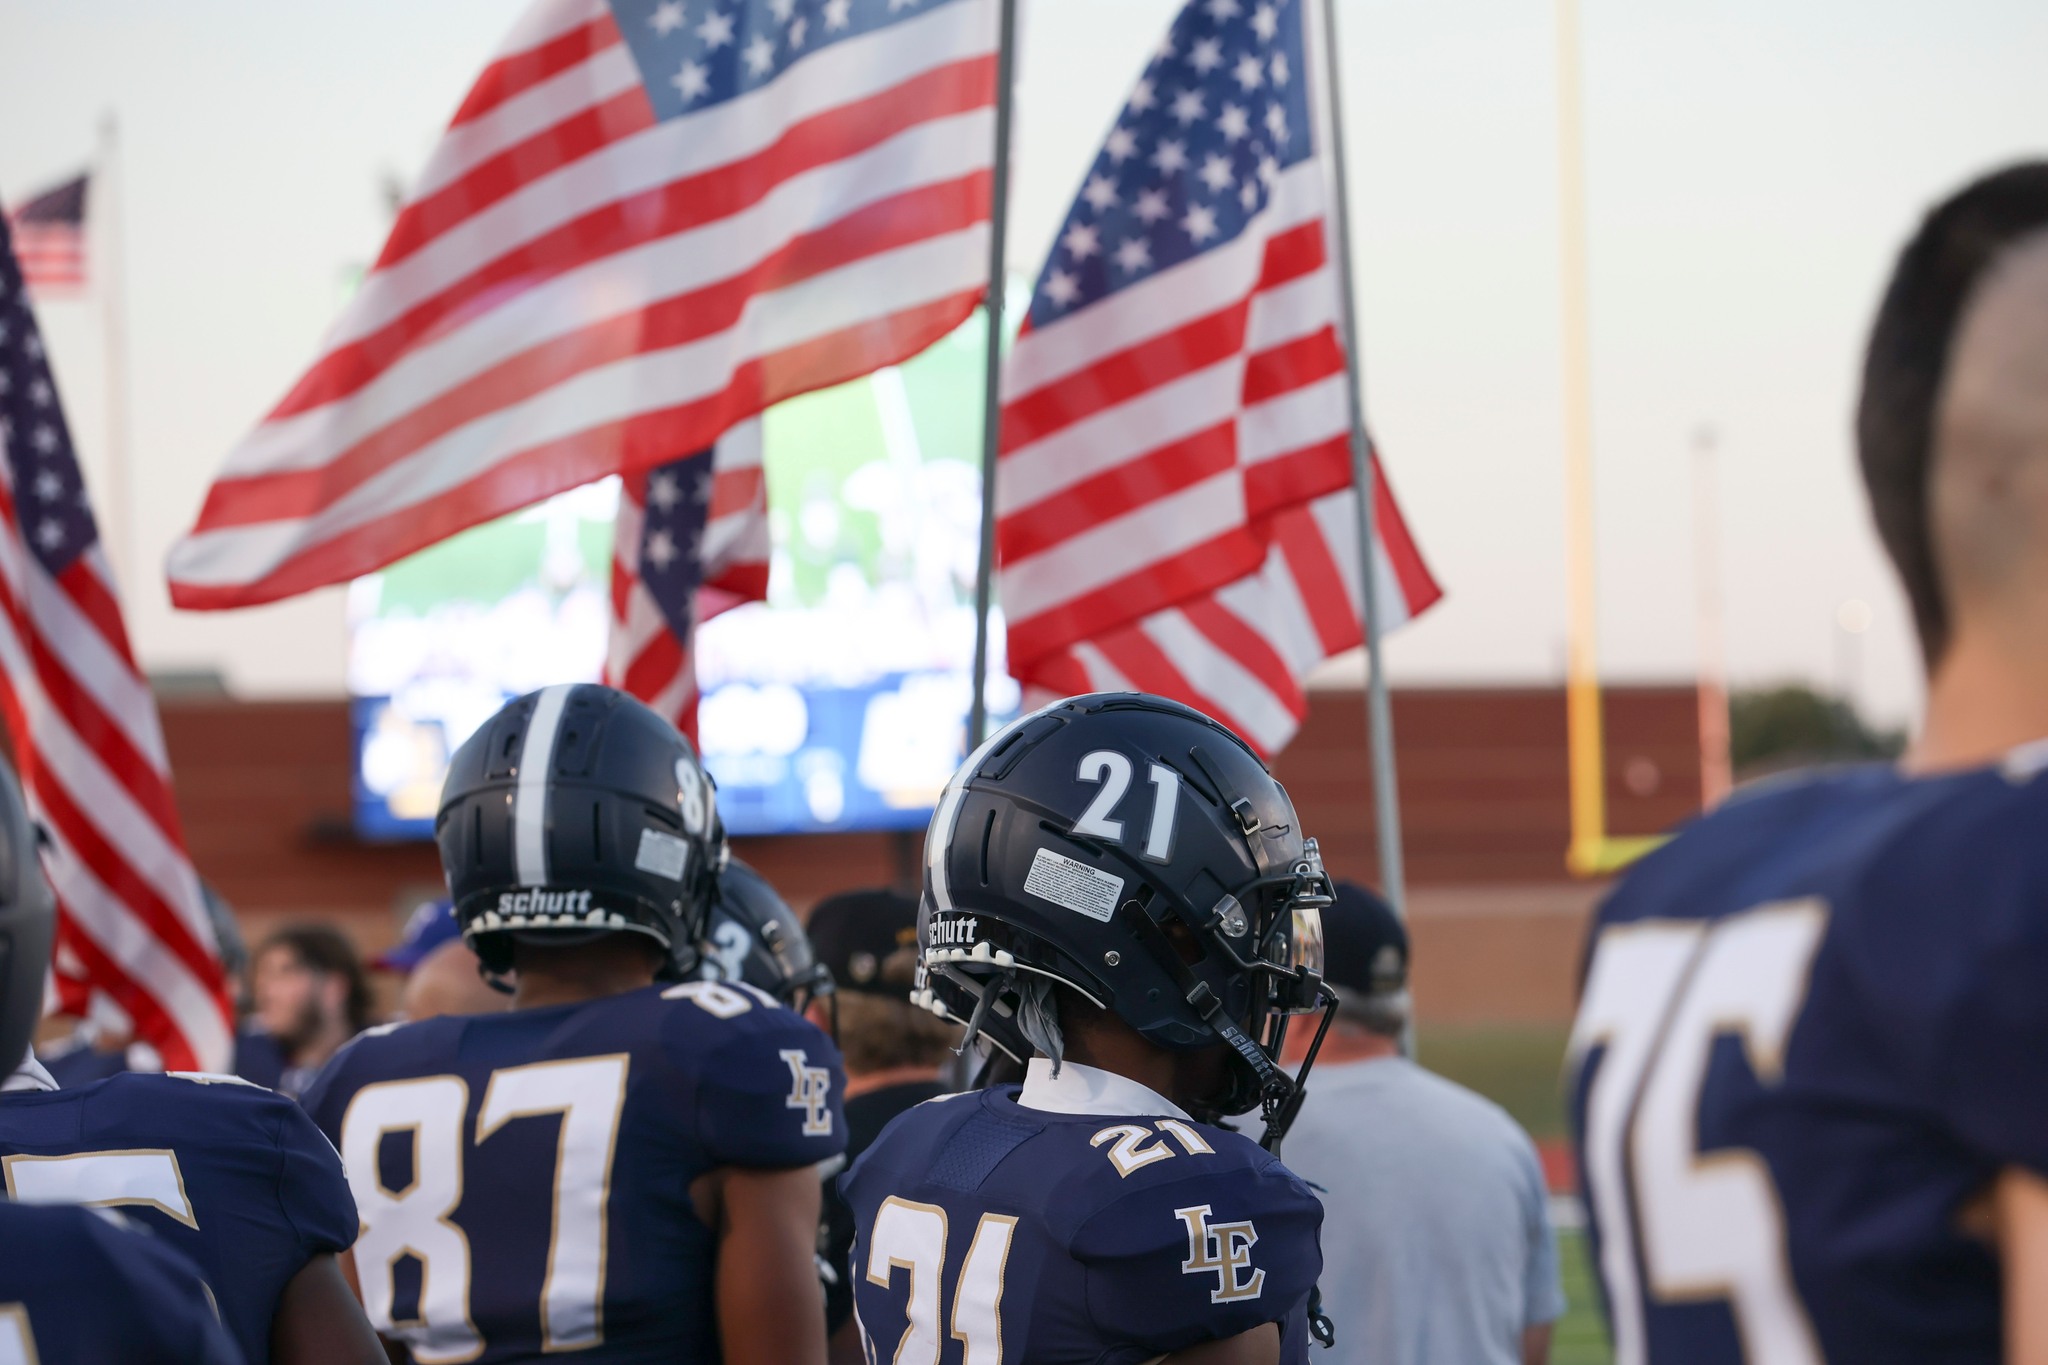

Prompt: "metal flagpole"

[966,0,1019,750]
[1314,0,1406,916]
[96,111,135,599]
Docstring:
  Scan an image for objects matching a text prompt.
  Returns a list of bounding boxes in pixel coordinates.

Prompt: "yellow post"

[1555,0,1661,877]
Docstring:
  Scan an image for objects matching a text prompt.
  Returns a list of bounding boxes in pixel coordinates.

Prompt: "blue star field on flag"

[635,449,716,641]
[610,0,972,121]
[1026,0,1313,330]
[0,215,98,578]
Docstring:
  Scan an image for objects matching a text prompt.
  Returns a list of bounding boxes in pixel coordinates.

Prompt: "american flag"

[6,176,88,296]
[604,419,770,736]
[169,0,997,610]
[0,214,232,1072]
[997,0,1437,754]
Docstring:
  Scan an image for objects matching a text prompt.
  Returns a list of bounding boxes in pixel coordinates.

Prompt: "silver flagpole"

[96,111,135,600]
[966,0,1019,750]
[1313,0,1406,916]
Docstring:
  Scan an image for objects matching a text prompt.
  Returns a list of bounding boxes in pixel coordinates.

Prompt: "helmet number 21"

[1073,751,1181,862]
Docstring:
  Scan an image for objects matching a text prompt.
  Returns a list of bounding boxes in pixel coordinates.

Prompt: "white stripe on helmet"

[514,684,576,886]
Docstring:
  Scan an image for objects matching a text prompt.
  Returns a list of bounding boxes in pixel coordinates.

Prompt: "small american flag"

[170,0,997,610]
[997,0,1437,754]
[604,419,770,737]
[6,176,88,296]
[0,214,231,1071]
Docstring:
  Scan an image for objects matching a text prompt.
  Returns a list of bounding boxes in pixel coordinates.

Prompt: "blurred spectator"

[374,897,461,975]
[807,888,959,1364]
[399,938,508,1022]
[252,924,373,1098]
[372,897,506,1022]
[38,882,286,1088]
[1278,883,1566,1365]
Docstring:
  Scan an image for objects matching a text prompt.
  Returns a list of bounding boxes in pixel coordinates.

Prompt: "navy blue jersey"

[1568,756,2048,1364]
[842,1084,1324,1363]
[301,978,846,1363]
[37,1023,289,1090]
[0,1202,245,1364]
[0,1072,354,1364]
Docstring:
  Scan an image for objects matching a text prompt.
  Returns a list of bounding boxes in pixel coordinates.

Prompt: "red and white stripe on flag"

[6,174,88,295]
[0,217,232,1073]
[169,0,997,610]
[1024,460,1440,758]
[995,0,1438,754]
[605,420,770,740]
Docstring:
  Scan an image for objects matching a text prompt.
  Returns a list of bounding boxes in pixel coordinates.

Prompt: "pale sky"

[3,0,2046,726]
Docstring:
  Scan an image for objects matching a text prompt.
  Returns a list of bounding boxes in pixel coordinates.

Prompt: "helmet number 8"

[1072,750,1181,863]
[676,759,710,837]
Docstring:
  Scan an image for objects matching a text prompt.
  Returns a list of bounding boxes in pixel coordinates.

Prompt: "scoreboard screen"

[349,312,1018,841]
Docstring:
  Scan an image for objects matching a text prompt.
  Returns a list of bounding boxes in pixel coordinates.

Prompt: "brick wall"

[153,683,1704,1022]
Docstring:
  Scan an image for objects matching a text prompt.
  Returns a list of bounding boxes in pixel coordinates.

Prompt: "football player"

[1568,162,2048,1364]
[843,693,1334,1364]
[0,809,379,1365]
[0,1202,249,1364]
[696,856,836,1014]
[303,684,847,1363]
[0,753,317,1364]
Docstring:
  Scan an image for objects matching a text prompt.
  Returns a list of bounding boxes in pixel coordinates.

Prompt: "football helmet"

[436,684,724,975]
[913,693,1333,1135]
[0,754,53,1073]
[693,858,834,1013]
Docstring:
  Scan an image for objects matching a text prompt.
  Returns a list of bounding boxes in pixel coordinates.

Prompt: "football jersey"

[301,977,847,1363]
[0,1071,355,1365]
[1569,752,2048,1365]
[0,1202,246,1364]
[842,1059,1325,1364]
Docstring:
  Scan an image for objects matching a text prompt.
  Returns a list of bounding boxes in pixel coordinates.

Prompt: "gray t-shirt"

[1279,1055,1566,1365]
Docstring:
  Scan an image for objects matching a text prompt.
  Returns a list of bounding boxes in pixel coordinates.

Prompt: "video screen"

[348,313,1019,840]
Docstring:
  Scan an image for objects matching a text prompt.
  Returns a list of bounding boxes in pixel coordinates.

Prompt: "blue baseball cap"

[376,898,460,973]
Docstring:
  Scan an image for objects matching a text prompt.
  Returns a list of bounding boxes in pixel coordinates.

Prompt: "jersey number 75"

[1570,900,1828,1365]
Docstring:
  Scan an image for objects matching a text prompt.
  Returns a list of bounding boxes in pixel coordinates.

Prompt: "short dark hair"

[257,924,373,1034]
[1858,162,2048,666]
[835,993,959,1076]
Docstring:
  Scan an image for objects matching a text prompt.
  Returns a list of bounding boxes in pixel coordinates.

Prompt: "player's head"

[691,858,834,1013]
[0,753,52,1075]
[914,693,1333,1132]
[437,684,724,978]
[1859,161,2048,668]
[808,887,958,1079]
[252,923,373,1059]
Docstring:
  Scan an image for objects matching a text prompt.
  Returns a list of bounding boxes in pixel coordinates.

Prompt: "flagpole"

[1313,0,1406,916]
[966,0,1019,750]
[94,112,135,600]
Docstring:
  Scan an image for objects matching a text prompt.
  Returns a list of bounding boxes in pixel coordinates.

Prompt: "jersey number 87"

[1570,900,1828,1365]
[338,1054,629,1363]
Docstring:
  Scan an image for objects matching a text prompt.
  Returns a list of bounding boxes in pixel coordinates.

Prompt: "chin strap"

[1258,989,1338,1156]
[1257,988,1339,1352]
[1306,1286,1337,1349]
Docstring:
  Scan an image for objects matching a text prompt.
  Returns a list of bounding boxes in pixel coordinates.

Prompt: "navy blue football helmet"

[693,858,834,1013]
[914,693,1334,1134]
[436,684,724,975]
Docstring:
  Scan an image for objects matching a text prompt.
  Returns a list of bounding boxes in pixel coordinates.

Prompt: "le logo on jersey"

[1176,1204,1265,1303]
[781,1049,833,1138]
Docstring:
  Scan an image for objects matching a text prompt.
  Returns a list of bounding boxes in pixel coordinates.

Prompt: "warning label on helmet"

[634,828,691,881]
[1023,847,1123,922]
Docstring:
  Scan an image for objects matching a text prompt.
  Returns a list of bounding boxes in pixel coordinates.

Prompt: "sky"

[2,0,2045,726]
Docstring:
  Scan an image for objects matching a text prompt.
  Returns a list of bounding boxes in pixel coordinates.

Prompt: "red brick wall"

[152,683,1703,1020]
